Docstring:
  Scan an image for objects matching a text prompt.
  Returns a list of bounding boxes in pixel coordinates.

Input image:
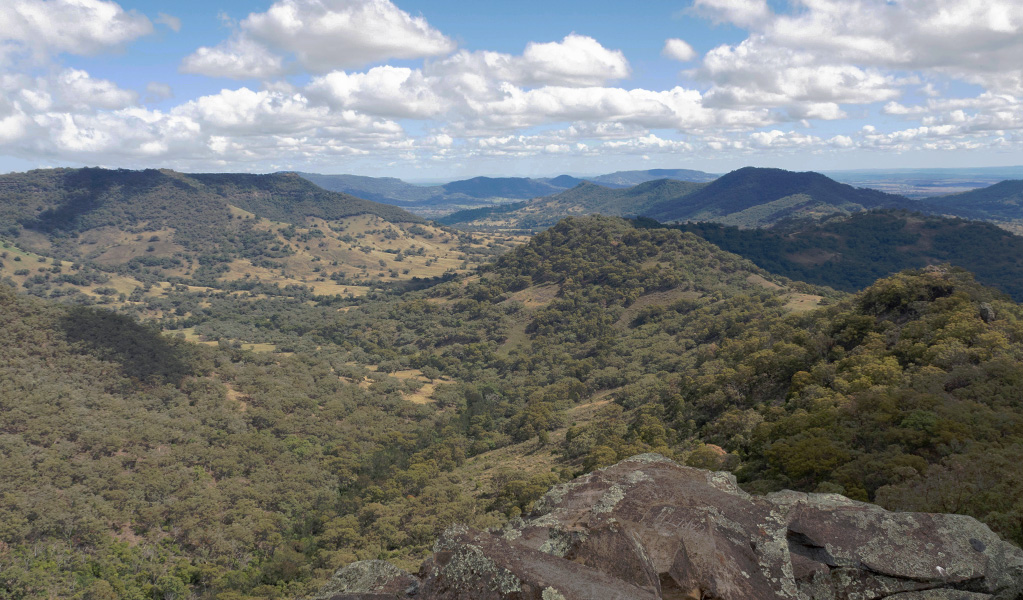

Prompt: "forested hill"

[442,167,922,230]
[439,176,568,199]
[188,172,423,224]
[643,166,921,226]
[587,167,718,187]
[441,179,706,228]
[920,179,1023,222]
[6,214,1023,598]
[643,210,1023,301]
[0,168,421,240]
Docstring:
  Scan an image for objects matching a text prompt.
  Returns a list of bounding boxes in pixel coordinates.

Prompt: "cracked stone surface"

[313,454,1023,599]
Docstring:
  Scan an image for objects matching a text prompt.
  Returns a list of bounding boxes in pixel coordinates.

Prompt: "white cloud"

[700,41,901,112]
[691,0,771,29]
[154,12,181,32]
[732,0,1023,95]
[516,34,629,86]
[180,37,285,79]
[428,35,629,88]
[307,66,446,119]
[183,0,455,78]
[662,38,697,62]
[244,0,455,71]
[0,0,152,58]
[749,129,820,148]
[55,68,138,110]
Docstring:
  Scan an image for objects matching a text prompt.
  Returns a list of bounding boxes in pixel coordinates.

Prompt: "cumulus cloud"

[427,34,629,88]
[0,0,152,58]
[516,34,630,86]
[699,40,901,113]
[55,68,138,109]
[182,0,455,78]
[307,66,446,119]
[662,38,697,62]
[703,0,1023,95]
[181,37,285,79]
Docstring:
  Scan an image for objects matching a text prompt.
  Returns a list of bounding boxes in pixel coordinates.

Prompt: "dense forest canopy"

[641,210,1023,301]
[2,210,1023,600]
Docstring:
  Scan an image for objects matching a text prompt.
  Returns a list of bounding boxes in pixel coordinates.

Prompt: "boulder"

[316,454,1023,599]
[310,560,418,600]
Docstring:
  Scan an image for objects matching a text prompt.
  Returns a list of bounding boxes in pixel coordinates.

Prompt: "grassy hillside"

[644,166,921,226]
[0,168,522,309]
[641,210,1023,301]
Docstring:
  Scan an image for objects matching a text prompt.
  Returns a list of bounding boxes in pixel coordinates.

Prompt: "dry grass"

[224,383,249,412]
[454,393,616,500]
[507,283,559,308]
[746,273,784,290]
[782,293,823,313]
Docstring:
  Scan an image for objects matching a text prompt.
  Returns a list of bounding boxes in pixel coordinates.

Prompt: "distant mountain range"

[298,169,717,216]
[443,167,923,228]
[441,166,1022,230]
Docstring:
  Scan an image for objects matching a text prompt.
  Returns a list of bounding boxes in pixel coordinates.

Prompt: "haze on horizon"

[0,0,1021,180]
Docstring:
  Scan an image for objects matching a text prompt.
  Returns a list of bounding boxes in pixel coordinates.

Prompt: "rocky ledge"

[313,454,1023,600]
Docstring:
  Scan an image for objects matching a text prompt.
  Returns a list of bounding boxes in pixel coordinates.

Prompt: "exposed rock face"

[317,455,1023,600]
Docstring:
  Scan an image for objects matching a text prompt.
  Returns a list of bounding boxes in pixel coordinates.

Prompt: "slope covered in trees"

[441,179,706,229]
[5,214,1023,599]
[920,179,1023,222]
[642,210,1023,301]
[0,282,501,599]
[297,170,715,218]
[442,167,925,230]
[0,168,420,240]
[0,168,516,305]
[586,167,717,187]
[643,166,922,226]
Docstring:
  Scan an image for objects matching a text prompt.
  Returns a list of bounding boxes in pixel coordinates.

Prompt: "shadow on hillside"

[60,306,194,385]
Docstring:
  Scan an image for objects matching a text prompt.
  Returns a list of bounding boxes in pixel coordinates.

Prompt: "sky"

[0,0,1021,180]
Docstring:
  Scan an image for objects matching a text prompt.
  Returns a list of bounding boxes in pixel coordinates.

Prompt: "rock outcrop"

[316,454,1023,600]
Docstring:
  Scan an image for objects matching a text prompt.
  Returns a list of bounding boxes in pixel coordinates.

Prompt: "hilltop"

[645,209,1023,301]
[443,167,921,230]
[643,166,921,226]
[586,167,717,187]
[0,167,522,307]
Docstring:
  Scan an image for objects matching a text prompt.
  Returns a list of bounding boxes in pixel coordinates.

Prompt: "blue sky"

[1,0,1021,179]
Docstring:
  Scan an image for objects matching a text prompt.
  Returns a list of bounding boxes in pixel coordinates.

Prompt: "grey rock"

[320,455,1023,599]
[309,560,418,600]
